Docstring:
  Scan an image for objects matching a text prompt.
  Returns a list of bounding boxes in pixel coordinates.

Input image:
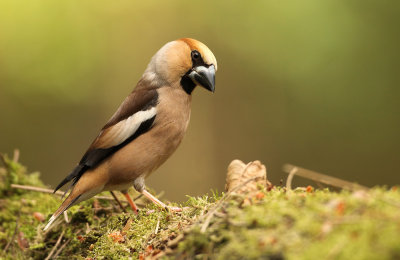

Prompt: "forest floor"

[1,152,400,259]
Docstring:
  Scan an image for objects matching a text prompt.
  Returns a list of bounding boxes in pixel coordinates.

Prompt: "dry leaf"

[122,218,133,233]
[241,198,252,207]
[86,222,91,234]
[225,160,271,194]
[108,231,125,243]
[321,221,333,235]
[145,245,153,254]
[352,190,368,200]
[255,192,265,200]
[17,231,29,250]
[336,201,346,215]
[77,235,85,242]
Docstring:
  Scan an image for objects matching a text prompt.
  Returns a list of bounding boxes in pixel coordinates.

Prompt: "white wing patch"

[96,107,157,149]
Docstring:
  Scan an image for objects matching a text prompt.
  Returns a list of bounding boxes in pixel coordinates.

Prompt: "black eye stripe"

[191,50,205,67]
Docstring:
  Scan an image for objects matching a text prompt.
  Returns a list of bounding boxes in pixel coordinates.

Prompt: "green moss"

[1,154,400,259]
[175,187,400,259]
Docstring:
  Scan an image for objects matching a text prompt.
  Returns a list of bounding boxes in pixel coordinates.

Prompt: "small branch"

[283,164,369,191]
[0,149,19,166]
[110,191,127,212]
[45,230,65,260]
[86,223,91,234]
[52,238,72,259]
[63,211,69,223]
[167,234,184,248]
[11,184,61,195]
[10,184,121,202]
[285,166,298,191]
[200,177,258,233]
[133,193,144,201]
[48,227,82,255]
[4,215,20,253]
[13,149,20,163]
[154,218,160,235]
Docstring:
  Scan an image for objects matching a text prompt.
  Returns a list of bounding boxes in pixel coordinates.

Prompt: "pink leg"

[122,192,139,215]
[142,190,182,212]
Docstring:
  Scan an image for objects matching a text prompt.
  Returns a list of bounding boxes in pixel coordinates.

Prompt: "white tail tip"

[43,215,56,231]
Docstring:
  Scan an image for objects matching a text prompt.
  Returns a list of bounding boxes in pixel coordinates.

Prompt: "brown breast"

[104,86,192,187]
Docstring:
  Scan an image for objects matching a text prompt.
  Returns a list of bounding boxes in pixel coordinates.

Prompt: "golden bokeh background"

[1,1,399,201]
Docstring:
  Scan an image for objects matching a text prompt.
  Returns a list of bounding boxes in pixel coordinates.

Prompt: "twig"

[45,230,65,260]
[63,211,69,223]
[86,223,91,234]
[133,193,144,201]
[285,166,298,191]
[155,218,160,234]
[167,234,184,248]
[11,184,64,195]
[10,184,121,202]
[4,215,20,253]
[313,180,326,189]
[283,164,369,191]
[200,177,258,233]
[214,211,227,218]
[0,149,19,166]
[52,238,72,259]
[133,193,143,201]
[110,191,126,212]
[200,203,223,233]
[13,149,20,163]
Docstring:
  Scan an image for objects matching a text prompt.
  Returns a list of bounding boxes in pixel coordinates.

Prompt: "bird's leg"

[109,191,126,213]
[142,189,182,212]
[121,191,139,215]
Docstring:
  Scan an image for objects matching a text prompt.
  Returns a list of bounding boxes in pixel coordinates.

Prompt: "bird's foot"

[142,189,183,213]
[122,192,139,215]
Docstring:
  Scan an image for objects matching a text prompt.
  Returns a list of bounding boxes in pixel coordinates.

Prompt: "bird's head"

[144,38,217,94]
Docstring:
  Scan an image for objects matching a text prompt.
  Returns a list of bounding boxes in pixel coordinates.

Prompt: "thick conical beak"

[188,65,215,92]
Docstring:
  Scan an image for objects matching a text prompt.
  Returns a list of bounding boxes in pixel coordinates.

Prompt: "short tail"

[44,193,82,231]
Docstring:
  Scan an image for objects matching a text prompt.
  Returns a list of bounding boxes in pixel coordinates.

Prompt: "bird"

[44,38,217,231]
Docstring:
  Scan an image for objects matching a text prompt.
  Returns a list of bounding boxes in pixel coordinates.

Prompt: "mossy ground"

[1,154,400,259]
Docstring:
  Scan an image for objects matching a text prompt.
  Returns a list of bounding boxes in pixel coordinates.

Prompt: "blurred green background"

[1,1,399,201]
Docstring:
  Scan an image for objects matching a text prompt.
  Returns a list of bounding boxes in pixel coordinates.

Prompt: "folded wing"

[54,87,159,193]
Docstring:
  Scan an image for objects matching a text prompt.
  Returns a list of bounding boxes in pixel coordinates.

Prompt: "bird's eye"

[191,50,201,61]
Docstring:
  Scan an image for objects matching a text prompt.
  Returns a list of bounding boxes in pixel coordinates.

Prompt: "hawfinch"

[44,38,217,230]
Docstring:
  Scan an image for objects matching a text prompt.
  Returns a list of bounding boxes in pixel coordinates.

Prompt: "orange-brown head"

[144,38,217,94]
